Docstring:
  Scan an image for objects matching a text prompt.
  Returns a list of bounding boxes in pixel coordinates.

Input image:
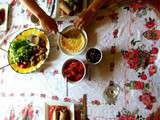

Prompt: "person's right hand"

[74,8,96,29]
[39,14,58,33]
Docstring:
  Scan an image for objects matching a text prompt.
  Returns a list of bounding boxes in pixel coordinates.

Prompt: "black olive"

[86,48,102,64]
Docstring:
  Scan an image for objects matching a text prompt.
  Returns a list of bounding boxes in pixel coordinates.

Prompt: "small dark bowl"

[86,48,102,64]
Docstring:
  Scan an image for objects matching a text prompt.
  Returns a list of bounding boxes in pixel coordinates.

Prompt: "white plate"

[45,101,75,120]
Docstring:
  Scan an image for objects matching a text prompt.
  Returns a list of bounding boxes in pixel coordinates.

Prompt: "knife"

[83,94,88,120]
[50,0,55,17]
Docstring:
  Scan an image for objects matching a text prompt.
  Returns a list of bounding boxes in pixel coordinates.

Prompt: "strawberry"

[75,74,82,81]
[67,73,72,78]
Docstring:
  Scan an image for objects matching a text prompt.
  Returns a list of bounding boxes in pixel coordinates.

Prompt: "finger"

[73,18,80,28]
[78,21,85,29]
[75,18,83,28]
[51,23,58,32]
[73,16,80,24]
[48,25,57,33]
[51,31,56,34]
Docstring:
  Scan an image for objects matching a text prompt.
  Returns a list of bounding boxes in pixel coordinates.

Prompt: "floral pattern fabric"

[0,0,160,119]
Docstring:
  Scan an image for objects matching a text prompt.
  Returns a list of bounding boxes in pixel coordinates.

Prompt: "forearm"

[19,0,47,19]
[88,0,109,12]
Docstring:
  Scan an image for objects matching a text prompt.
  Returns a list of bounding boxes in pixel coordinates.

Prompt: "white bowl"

[58,25,88,56]
[62,58,86,83]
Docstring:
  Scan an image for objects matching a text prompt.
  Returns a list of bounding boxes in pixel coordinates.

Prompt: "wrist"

[87,7,97,16]
[36,10,48,19]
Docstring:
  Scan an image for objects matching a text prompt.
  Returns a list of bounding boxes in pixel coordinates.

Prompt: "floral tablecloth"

[0,0,160,119]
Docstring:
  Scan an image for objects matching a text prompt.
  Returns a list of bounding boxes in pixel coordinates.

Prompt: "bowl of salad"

[62,58,86,83]
[8,28,50,74]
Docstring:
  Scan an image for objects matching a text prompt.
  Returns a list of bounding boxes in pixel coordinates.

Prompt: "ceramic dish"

[8,28,50,74]
[45,101,75,120]
[59,25,88,56]
[62,58,86,83]
[86,48,103,64]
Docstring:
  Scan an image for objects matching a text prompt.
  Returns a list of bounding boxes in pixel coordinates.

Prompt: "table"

[0,0,160,119]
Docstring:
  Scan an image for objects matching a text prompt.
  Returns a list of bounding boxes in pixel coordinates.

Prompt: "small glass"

[103,81,120,105]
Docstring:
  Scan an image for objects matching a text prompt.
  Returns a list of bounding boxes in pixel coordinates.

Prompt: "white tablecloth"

[0,0,160,119]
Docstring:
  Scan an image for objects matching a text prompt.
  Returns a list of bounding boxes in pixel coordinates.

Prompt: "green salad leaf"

[10,39,34,63]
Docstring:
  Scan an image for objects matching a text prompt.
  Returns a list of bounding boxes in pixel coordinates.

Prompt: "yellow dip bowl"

[59,25,88,55]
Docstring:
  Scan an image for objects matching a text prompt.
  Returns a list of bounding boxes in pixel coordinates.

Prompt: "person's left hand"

[73,8,96,29]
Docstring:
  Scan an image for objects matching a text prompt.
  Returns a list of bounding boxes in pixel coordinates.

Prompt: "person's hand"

[74,8,96,29]
[39,14,58,33]
[135,0,160,13]
[146,0,160,13]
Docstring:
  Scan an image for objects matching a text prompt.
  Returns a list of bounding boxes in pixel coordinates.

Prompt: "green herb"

[10,39,34,63]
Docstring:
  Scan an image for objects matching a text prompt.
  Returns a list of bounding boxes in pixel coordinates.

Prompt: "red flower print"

[122,49,157,71]
[91,100,101,105]
[118,115,127,120]
[64,97,71,102]
[149,56,156,64]
[139,92,156,110]
[11,0,16,6]
[133,57,139,63]
[140,73,147,80]
[118,114,136,120]
[52,96,59,101]
[151,47,159,54]
[145,17,156,29]
[22,104,34,119]
[149,65,157,76]
[147,107,160,120]
[128,61,138,70]
[111,46,116,54]
[134,81,144,89]
[113,29,118,38]
[122,51,129,59]
[143,30,160,40]
[129,3,144,11]
[53,70,58,75]
[133,49,139,55]
[3,39,7,46]
[128,115,136,120]
[9,110,15,120]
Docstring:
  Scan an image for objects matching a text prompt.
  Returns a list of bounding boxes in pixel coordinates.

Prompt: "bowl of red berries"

[62,58,86,83]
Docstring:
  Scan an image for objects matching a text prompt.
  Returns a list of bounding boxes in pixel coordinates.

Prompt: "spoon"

[65,77,69,97]
[0,64,9,70]
[0,48,9,70]
[58,31,69,39]
[0,48,7,52]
